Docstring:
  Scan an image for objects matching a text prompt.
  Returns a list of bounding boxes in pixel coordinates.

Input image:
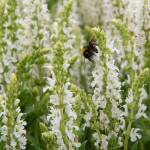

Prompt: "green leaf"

[18,90,36,106]
[131,141,138,150]
[79,140,88,150]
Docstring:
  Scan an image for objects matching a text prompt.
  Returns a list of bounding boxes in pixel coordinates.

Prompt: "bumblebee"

[81,37,98,63]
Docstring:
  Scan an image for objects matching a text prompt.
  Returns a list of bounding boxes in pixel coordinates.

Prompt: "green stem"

[38,65,43,96]
[141,118,150,137]
[59,89,70,150]
[124,110,134,150]
[34,119,40,149]
[139,140,144,150]
[94,119,102,141]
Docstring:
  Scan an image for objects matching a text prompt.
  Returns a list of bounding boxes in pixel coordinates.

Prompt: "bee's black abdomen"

[83,51,92,59]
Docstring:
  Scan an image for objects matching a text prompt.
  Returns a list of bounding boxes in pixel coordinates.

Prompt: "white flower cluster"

[91,49,125,149]
[16,0,51,55]
[136,88,147,119]
[83,107,92,130]
[0,1,18,93]
[0,0,51,94]
[44,70,80,149]
[130,128,141,142]
[123,87,147,143]
[94,0,149,75]
[0,99,27,149]
[124,0,147,71]
[124,87,147,120]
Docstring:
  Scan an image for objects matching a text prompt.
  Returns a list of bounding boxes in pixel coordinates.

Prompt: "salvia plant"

[0,0,150,150]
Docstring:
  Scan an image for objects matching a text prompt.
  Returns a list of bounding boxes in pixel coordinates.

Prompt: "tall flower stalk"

[0,74,27,149]
[91,27,125,149]
[0,0,18,93]
[43,0,81,149]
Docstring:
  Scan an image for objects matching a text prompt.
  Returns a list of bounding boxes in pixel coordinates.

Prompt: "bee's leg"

[88,58,95,63]
[93,47,98,53]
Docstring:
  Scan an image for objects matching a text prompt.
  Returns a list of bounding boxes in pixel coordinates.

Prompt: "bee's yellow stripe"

[81,47,88,55]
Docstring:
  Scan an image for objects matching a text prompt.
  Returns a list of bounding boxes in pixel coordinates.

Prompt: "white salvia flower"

[92,44,124,148]
[126,74,131,84]
[136,104,147,119]
[0,125,8,141]
[65,103,77,119]
[50,22,59,39]
[16,113,27,125]
[130,128,141,142]
[101,134,108,150]
[111,99,122,119]
[136,88,147,119]
[83,107,92,129]
[13,124,27,149]
[48,108,62,132]
[118,137,123,146]
[48,108,66,149]
[125,89,133,103]
[0,98,27,149]
[91,65,104,88]
[47,80,80,149]
[122,105,128,117]
[16,107,21,113]
[56,133,66,150]
[121,60,127,69]
[106,54,116,69]
[63,61,70,71]
[140,87,147,101]
[106,54,122,103]
[49,94,59,105]
[16,0,51,55]
[91,53,106,110]
[14,99,20,106]
[92,93,107,109]
[132,58,138,71]
[10,134,17,148]
[63,82,77,119]
[2,116,8,124]
[65,118,81,148]
[99,110,110,131]
[43,70,56,92]
[107,40,120,54]
[93,132,100,147]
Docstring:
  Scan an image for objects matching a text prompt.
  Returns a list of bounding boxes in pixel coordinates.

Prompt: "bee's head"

[90,37,98,46]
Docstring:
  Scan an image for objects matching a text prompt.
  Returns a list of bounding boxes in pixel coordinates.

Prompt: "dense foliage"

[0,0,150,150]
